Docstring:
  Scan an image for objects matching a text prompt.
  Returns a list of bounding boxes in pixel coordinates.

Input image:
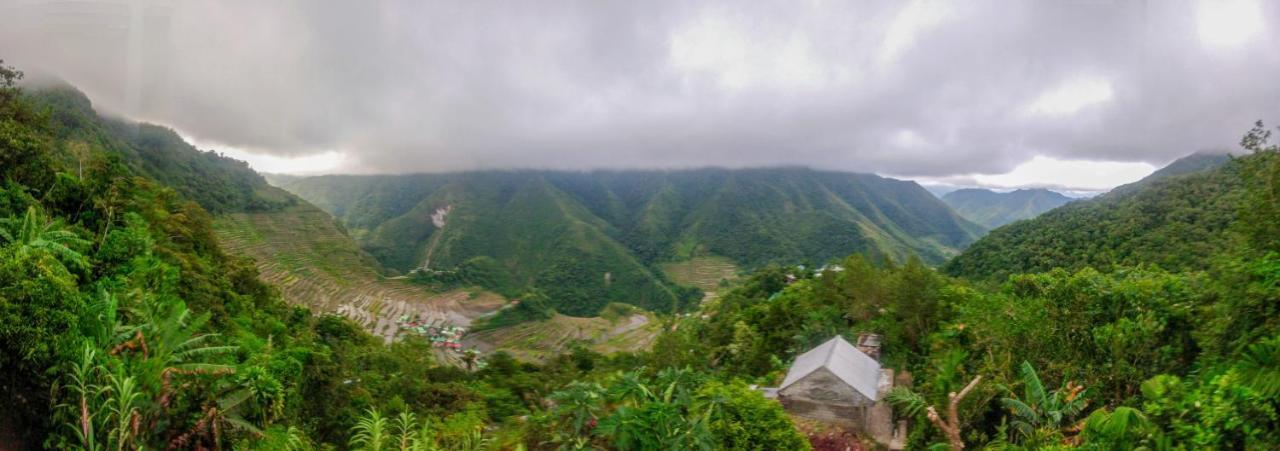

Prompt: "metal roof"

[779,335,882,401]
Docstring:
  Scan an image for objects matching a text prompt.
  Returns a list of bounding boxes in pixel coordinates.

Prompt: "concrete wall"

[867,368,897,446]
[778,367,905,449]
[778,367,874,425]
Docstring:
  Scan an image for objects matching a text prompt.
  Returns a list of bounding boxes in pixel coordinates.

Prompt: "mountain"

[27,84,295,214]
[1109,152,1232,195]
[280,169,986,315]
[22,81,513,346]
[941,188,1074,228]
[943,153,1242,281]
[213,201,509,345]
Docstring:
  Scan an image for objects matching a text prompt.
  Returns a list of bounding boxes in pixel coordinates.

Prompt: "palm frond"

[218,389,255,411]
[1018,361,1048,407]
[1238,335,1280,397]
[175,345,238,361]
[171,362,237,373]
[1000,397,1037,421]
[885,387,928,418]
[221,414,264,436]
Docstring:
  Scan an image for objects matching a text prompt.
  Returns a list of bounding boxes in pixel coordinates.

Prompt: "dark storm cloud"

[1,0,1277,187]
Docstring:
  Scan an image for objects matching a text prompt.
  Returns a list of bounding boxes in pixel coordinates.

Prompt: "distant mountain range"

[942,188,1075,228]
[278,169,986,315]
[944,152,1237,280]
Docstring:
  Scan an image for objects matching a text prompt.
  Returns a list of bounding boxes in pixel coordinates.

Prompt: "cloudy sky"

[1,0,1277,192]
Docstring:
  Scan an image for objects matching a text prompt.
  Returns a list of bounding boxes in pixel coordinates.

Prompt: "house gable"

[779,336,882,401]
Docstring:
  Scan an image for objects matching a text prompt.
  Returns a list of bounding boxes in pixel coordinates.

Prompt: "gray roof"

[780,335,882,401]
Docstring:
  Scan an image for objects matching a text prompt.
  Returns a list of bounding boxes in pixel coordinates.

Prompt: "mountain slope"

[942,188,1074,228]
[29,84,294,214]
[213,202,507,343]
[25,82,509,344]
[1109,152,1232,196]
[943,153,1242,281]
[282,169,985,315]
[544,168,985,265]
[288,172,696,316]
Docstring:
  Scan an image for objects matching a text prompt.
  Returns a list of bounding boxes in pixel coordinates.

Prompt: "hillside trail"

[419,205,452,271]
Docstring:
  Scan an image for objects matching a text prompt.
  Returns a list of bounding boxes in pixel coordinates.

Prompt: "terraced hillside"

[214,202,507,342]
[463,309,662,362]
[660,256,739,303]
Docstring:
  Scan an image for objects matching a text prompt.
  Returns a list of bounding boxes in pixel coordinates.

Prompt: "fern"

[885,386,928,418]
[350,408,389,451]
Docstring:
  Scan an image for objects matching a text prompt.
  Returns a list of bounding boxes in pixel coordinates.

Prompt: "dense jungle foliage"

[4,57,1280,450]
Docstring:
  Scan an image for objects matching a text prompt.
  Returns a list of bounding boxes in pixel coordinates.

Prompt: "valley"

[276,168,985,317]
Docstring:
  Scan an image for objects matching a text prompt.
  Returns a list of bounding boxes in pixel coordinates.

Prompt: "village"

[395,314,468,350]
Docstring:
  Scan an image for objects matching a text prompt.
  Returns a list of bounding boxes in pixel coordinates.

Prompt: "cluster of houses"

[396,315,466,349]
[784,264,847,283]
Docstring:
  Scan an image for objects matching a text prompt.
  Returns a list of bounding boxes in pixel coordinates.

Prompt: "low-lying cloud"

[1,0,1277,190]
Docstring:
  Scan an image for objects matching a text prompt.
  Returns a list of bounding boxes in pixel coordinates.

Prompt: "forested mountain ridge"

[944,152,1242,281]
[1108,151,1232,196]
[279,168,985,315]
[25,83,295,214]
[941,187,1074,228]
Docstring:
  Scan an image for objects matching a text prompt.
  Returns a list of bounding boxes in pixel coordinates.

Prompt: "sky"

[1,0,1277,194]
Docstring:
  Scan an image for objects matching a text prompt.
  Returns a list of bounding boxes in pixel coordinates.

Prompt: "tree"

[462,349,479,372]
[889,376,983,451]
[0,226,85,426]
[548,381,605,439]
[697,381,809,451]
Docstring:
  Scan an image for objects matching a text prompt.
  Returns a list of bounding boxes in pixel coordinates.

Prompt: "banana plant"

[999,361,1090,444]
[0,206,90,272]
